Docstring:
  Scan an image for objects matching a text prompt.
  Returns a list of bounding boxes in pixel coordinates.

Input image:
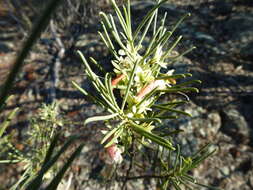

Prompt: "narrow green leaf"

[172,80,202,88]
[72,81,110,110]
[128,117,162,124]
[72,81,88,96]
[84,113,119,125]
[171,180,182,190]
[130,121,175,150]
[121,60,138,110]
[105,73,120,110]
[155,101,187,107]
[195,182,223,190]
[123,5,130,37]
[171,13,191,34]
[45,144,84,190]
[42,133,61,169]
[89,57,107,74]
[98,30,118,59]
[26,135,79,190]
[0,160,20,164]
[143,31,172,60]
[159,129,184,137]
[101,127,119,145]
[156,115,178,120]
[173,144,181,173]
[136,9,156,50]
[146,26,163,54]
[191,149,216,169]
[127,0,132,38]
[77,52,119,112]
[178,178,194,190]
[153,105,192,117]
[109,0,129,39]
[10,168,31,190]
[133,0,168,40]
[0,107,19,138]
[156,73,192,80]
[182,174,196,184]
[159,87,199,93]
[0,0,65,109]
[169,46,196,63]
[104,126,124,148]
[191,143,211,159]
[162,35,182,61]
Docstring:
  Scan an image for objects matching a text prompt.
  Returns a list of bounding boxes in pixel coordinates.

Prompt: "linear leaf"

[121,60,138,110]
[128,117,162,123]
[153,105,192,117]
[104,126,124,148]
[26,135,78,190]
[45,144,84,190]
[130,121,175,150]
[0,0,65,108]
[156,73,192,80]
[105,73,120,109]
[133,0,168,40]
[84,113,119,125]
[101,127,119,145]
[172,80,202,88]
[155,101,187,106]
[0,107,19,137]
[159,87,199,93]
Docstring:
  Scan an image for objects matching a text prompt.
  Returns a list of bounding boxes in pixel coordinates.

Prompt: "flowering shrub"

[73,0,219,189]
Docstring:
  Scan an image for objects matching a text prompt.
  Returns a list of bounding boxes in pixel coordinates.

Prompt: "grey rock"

[220,107,250,144]
[131,1,186,18]
[165,103,221,156]
[240,42,253,60]
[219,166,230,176]
[0,43,10,53]
[213,0,233,15]
[224,14,253,38]
[220,172,251,190]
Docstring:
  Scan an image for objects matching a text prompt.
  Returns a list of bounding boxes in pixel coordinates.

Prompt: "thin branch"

[122,137,135,190]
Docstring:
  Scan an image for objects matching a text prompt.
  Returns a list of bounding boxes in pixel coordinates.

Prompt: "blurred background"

[0,0,252,189]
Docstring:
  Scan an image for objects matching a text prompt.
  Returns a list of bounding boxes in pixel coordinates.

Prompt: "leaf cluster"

[73,0,220,189]
[74,0,199,154]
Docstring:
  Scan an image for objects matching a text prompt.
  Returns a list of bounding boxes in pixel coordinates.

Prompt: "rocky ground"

[0,0,253,189]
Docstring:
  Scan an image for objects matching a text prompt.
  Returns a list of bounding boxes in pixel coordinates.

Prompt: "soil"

[0,0,253,189]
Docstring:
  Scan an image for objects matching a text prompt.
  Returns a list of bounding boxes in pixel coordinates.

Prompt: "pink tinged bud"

[105,144,123,164]
[111,74,125,86]
[137,80,164,101]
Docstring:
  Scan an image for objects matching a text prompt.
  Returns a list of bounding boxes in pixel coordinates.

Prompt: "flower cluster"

[74,0,200,165]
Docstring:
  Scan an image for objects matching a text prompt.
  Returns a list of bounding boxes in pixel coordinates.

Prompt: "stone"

[220,107,250,144]
[240,42,253,60]
[131,1,186,18]
[0,43,10,53]
[213,0,233,15]
[223,14,253,38]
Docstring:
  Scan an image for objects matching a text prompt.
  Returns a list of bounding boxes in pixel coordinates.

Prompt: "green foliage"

[25,134,83,190]
[74,0,220,189]
[0,104,59,188]
[0,108,19,138]
[0,103,83,190]
[0,0,221,189]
